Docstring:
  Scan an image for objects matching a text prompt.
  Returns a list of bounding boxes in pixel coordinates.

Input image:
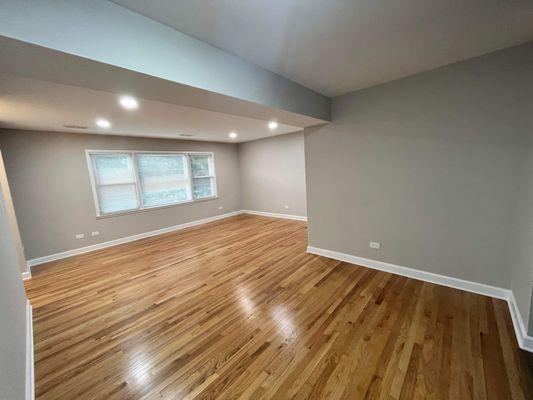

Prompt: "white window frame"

[189,153,217,200]
[86,149,218,218]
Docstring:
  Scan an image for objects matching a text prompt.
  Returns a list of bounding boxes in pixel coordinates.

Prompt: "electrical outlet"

[284,205,289,209]
[75,233,85,239]
[91,231,100,236]
[369,241,381,250]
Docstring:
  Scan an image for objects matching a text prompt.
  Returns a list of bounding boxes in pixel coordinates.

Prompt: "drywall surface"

[508,72,533,334]
[0,160,28,400]
[0,0,329,121]
[0,130,241,260]
[305,43,533,291]
[239,132,307,217]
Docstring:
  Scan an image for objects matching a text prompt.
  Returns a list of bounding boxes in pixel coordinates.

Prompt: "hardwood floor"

[25,215,531,399]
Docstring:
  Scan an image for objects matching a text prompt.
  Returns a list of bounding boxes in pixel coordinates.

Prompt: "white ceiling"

[111,0,533,97]
[0,74,302,143]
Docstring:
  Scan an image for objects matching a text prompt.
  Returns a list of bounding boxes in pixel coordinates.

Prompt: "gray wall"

[508,107,533,335]
[0,164,28,400]
[0,0,329,121]
[305,43,533,298]
[0,130,241,260]
[238,132,307,217]
[530,295,533,335]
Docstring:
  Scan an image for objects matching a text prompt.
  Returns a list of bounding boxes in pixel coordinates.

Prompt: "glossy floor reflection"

[25,215,531,399]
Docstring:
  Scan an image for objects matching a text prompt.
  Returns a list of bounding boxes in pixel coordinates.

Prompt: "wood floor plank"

[24,215,532,399]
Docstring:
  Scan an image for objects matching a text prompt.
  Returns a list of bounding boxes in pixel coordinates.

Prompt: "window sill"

[95,196,219,219]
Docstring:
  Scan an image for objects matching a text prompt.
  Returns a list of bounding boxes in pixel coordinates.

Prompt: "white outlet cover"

[369,241,381,249]
[284,205,289,209]
[91,231,100,236]
[218,206,223,210]
[75,233,85,239]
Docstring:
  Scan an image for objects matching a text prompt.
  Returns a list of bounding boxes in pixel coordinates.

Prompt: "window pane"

[98,184,138,214]
[137,154,192,207]
[190,155,213,177]
[91,154,135,185]
[193,177,214,199]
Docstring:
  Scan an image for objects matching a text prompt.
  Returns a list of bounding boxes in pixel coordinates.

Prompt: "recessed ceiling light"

[229,132,238,139]
[268,121,278,130]
[96,118,111,129]
[119,95,138,110]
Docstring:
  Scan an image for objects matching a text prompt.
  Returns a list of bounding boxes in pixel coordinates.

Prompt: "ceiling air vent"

[63,124,88,129]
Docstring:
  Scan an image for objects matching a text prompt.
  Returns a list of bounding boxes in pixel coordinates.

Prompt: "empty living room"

[1,1,533,399]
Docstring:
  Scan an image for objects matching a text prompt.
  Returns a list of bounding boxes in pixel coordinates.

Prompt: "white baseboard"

[26,209,306,268]
[21,271,32,280]
[307,246,509,299]
[21,214,533,353]
[27,211,243,268]
[507,292,533,352]
[242,210,307,221]
[307,246,533,353]
[26,300,34,400]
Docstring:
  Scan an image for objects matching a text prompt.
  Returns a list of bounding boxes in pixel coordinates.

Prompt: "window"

[190,154,216,199]
[90,153,139,214]
[87,151,217,216]
[137,154,192,207]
